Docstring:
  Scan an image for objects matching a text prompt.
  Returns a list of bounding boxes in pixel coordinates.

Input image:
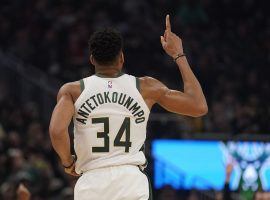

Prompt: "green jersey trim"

[136,77,140,92]
[80,79,85,92]
[95,72,124,78]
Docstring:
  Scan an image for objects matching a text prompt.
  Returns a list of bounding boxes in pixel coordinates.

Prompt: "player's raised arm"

[141,15,208,117]
[49,83,79,176]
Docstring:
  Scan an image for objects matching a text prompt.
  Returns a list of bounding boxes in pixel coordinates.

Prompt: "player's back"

[73,73,150,174]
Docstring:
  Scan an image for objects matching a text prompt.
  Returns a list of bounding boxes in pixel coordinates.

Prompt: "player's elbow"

[192,102,208,117]
[49,123,65,139]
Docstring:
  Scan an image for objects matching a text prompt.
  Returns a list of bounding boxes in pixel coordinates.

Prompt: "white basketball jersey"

[73,73,150,174]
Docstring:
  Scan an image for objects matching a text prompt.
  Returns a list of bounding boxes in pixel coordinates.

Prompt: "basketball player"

[49,15,207,200]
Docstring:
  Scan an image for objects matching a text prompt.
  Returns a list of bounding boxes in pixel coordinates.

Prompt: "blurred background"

[0,0,269,199]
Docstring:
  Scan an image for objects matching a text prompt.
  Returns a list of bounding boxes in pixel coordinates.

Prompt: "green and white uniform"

[73,73,151,200]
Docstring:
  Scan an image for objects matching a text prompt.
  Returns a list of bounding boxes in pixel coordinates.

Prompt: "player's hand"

[17,183,31,200]
[160,15,183,58]
[64,163,80,177]
[62,155,80,177]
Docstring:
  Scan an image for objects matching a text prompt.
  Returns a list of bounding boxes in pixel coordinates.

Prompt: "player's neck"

[95,66,123,78]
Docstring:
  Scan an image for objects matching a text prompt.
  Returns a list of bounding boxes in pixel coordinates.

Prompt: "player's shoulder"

[138,76,165,88]
[57,81,81,102]
[138,76,156,81]
[137,76,168,101]
[59,81,80,93]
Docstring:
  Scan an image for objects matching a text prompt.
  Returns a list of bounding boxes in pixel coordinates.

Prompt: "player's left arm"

[49,83,79,176]
[140,15,207,117]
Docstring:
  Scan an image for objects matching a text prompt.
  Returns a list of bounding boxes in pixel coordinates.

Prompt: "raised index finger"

[166,14,171,32]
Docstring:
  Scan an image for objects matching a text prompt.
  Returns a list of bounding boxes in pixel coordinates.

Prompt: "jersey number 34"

[92,117,131,153]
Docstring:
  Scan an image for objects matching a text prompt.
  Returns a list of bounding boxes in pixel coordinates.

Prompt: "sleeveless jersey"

[73,73,150,174]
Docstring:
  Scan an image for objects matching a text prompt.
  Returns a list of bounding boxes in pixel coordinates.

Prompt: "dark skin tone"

[49,15,208,176]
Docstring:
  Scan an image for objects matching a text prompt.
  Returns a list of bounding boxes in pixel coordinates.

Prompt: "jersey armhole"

[79,79,85,92]
[135,77,140,93]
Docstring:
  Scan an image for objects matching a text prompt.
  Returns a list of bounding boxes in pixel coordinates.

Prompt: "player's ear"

[90,54,95,65]
[120,52,124,64]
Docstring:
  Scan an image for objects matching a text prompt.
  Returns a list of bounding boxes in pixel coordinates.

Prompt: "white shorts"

[74,165,151,200]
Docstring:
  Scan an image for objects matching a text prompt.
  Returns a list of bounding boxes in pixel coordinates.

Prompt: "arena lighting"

[152,140,270,191]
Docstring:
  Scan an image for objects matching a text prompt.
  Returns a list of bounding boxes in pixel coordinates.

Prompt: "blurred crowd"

[1,0,269,135]
[0,0,269,199]
[0,95,75,199]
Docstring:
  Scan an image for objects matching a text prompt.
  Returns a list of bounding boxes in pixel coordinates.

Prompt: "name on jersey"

[75,91,145,124]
